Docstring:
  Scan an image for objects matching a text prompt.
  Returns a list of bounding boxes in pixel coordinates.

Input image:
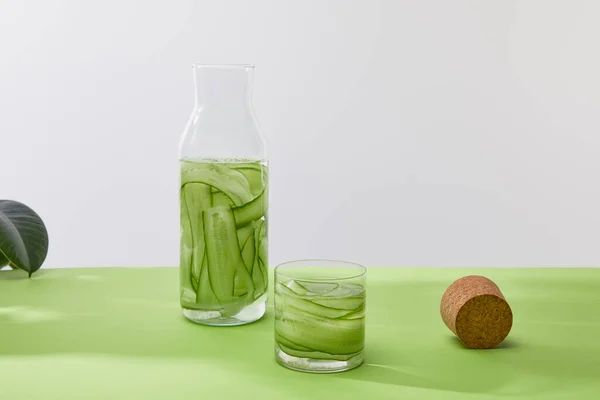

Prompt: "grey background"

[1,0,599,268]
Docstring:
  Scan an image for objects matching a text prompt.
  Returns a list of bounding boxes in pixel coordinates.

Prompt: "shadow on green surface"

[337,334,600,397]
[0,269,56,282]
[0,268,274,366]
[0,270,30,280]
[493,338,519,349]
[1,267,599,398]
[447,336,520,350]
[336,342,525,395]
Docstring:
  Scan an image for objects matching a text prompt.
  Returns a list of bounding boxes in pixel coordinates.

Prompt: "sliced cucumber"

[283,280,310,296]
[289,280,339,296]
[338,304,365,320]
[180,243,193,289]
[275,292,354,319]
[203,207,254,303]
[233,272,249,297]
[234,166,265,196]
[275,282,297,297]
[240,232,255,274]
[309,296,365,311]
[251,220,266,295]
[179,160,268,316]
[196,250,220,308]
[257,222,268,286]
[258,259,268,293]
[252,259,266,297]
[181,183,212,291]
[274,311,365,355]
[230,163,264,171]
[181,162,252,206]
[233,188,267,228]
[236,222,255,250]
[179,190,194,290]
[180,287,197,308]
[212,192,234,207]
[274,333,312,352]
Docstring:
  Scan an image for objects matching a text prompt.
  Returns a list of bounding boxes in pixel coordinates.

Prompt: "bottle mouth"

[193,64,255,70]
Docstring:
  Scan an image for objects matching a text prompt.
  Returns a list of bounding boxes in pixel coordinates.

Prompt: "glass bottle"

[179,64,268,326]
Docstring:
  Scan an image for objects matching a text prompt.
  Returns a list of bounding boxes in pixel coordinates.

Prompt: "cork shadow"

[448,335,520,350]
[494,338,519,349]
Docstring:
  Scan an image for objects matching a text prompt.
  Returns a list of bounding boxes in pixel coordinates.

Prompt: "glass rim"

[274,259,366,282]
[192,63,255,70]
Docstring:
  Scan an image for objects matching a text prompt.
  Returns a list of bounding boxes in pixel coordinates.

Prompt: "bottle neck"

[193,65,253,110]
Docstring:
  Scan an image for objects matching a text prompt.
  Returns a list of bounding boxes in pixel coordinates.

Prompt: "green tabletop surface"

[1,267,599,399]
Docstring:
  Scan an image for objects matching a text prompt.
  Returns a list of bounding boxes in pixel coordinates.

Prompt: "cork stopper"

[440,275,513,349]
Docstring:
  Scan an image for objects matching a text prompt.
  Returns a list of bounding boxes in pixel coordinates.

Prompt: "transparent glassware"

[179,64,268,326]
[274,260,366,373]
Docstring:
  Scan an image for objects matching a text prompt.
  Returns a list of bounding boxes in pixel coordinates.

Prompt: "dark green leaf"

[0,200,49,276]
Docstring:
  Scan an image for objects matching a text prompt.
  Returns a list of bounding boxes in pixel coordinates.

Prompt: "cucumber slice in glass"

[274,260,365,372]
[275,292,355,319]
[275,310,364,355]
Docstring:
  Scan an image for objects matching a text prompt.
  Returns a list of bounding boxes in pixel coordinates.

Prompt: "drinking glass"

[274,260,366,373]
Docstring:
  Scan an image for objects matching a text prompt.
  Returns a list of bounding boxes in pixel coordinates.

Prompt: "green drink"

[180,159,268,325]
[274,260,366,373]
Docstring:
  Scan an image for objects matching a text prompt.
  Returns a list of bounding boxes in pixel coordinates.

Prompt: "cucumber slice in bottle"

[196,250,220,309]
[180,287,197,307]
[257,222,268,286]
[233,272,249,297]
[181,183,212,291]
[180,191,194,290]
[233,188,267,228]
[212,192,235,207]
[251,220,266,295]
[236,222,255,250]
[203,207,254,304]
[181,162,253,206]
[258,259,268,295]
[229,163,263,171]
[252,260,266,297]
[240,231,255,274]
[180,243,193,289]
[233,166,265,196]
[179,160,268,322]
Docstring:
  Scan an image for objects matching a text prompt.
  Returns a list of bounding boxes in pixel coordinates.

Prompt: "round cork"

[440,275,513,349]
